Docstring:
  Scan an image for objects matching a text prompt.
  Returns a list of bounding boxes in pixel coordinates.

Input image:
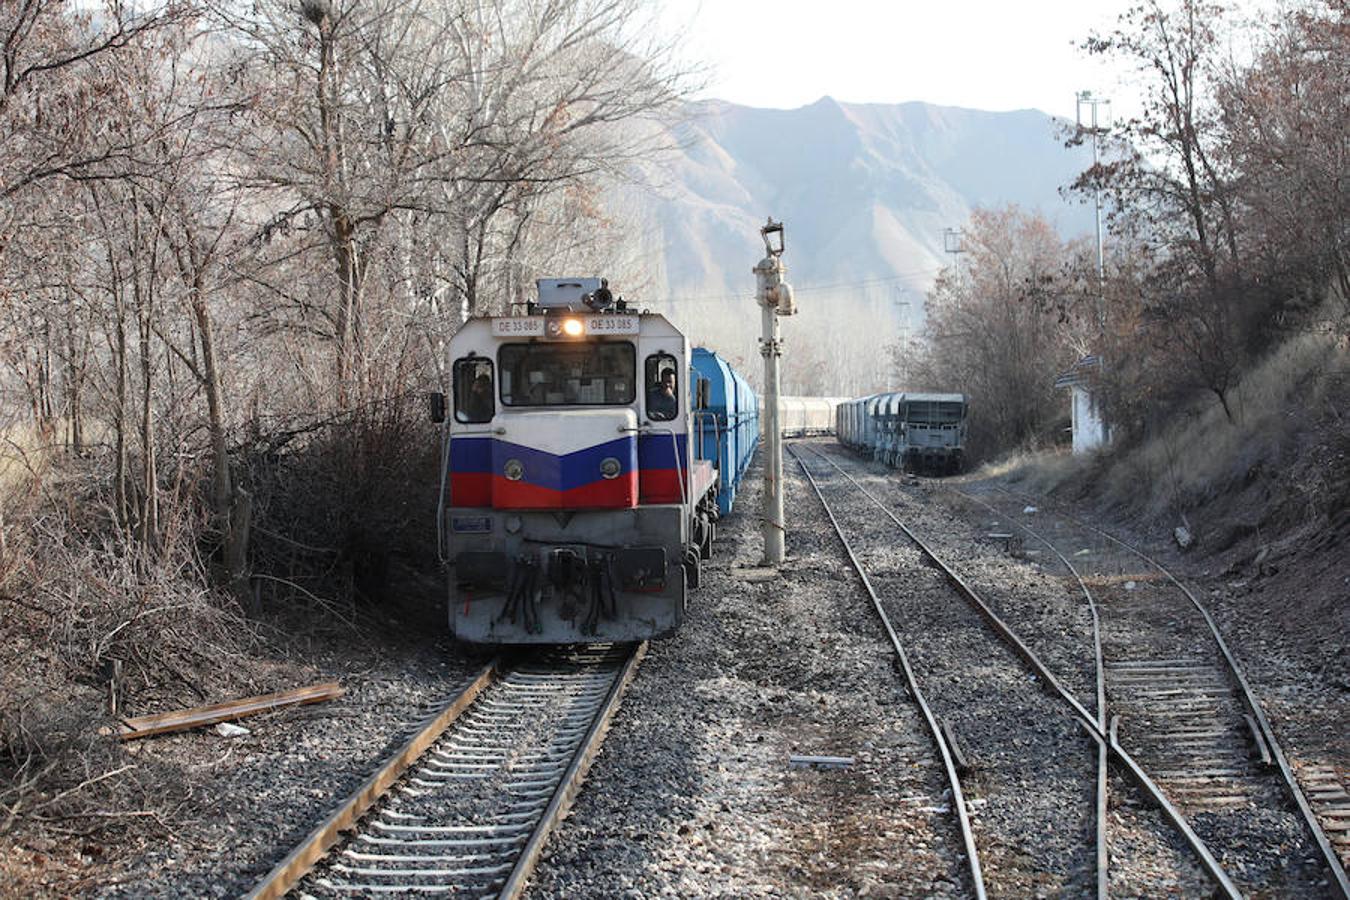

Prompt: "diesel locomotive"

[431,278,758,644]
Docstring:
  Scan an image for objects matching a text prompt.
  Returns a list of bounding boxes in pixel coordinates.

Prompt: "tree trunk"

[226,488,252,606]
[130,195,159,551]
[113,284,130,530]
[137,289,159,550]
[332,210,362,405]
[192,280,249,595]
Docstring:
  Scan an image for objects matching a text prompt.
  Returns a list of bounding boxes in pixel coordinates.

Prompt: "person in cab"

[464,373,494,422]
[647,368,678,421]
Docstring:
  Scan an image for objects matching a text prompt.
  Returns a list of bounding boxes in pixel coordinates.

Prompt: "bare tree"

[0,1,182,203]
[214,0,689,405]
[1081,0,1240,285]
[916,206,1094,454]
[1215,0,1350,313]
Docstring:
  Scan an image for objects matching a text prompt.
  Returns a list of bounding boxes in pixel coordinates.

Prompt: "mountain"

[622,96,1097,394]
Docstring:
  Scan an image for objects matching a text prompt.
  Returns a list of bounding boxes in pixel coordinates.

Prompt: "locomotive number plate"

[492,317,545,336]
[585,315,638,335]
[450,515,492,533]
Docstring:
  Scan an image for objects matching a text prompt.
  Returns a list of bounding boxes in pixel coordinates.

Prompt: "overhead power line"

[662,266,943,306]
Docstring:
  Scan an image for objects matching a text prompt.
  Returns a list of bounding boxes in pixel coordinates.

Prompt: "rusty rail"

[245,661,497,899]
[117,682,345,741]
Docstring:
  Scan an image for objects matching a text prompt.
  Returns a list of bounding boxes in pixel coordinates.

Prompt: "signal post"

[754,219,796,565]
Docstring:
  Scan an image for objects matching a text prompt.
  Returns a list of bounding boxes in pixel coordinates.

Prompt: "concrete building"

[1055,355,1110,454]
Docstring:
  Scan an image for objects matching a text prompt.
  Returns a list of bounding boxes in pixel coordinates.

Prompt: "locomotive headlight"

[562,318,584,337]
[599,457,622,480]
[503,458,524,481]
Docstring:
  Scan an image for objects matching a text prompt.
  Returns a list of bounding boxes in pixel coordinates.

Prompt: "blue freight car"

[691,348,760,516]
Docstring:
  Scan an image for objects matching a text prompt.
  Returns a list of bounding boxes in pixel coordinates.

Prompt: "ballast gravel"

[61,435,1342,898]
[527,452,970,898]
[527,440,1261,898]
[94,629,483,899]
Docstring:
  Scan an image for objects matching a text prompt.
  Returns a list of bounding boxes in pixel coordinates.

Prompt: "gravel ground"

[11,433,1340,898]
[87,625,481,899]
[806,442,1224,897]
[794,445,1099,897]
[527,450,970,898]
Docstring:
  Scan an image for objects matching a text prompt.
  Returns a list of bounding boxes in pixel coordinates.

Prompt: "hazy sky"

[660,1,1166,122]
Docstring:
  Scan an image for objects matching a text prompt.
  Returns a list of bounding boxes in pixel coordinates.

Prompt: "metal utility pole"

[892,290,911,390]
[943,228,965,306]
[1077,90,1111,330]
[754,218,796,566]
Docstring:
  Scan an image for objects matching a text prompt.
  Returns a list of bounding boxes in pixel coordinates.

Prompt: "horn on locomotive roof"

[584,280,615,311]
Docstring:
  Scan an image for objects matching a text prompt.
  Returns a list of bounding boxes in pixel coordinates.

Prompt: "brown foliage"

[1076,0,1349,434]
[911,206,1096,458]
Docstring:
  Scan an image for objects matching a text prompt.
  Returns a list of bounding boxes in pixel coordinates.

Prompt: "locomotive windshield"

[498,342,636,407]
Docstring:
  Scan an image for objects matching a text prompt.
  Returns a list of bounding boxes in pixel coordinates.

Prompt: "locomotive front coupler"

[534,543,668,595]
[545,547,587,589]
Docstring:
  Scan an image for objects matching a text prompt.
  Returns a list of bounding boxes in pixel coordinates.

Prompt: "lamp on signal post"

[754,218,796,566]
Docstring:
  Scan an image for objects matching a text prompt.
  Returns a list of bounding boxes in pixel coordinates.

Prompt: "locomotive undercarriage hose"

[496,553,622,636]
[582,556,620,635]
[496,558,541,633]
[496,564,524,625]
[603,556,619,619]
[524,566,540,634]
[582,564,602,635]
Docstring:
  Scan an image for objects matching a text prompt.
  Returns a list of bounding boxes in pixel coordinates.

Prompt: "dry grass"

[977,446,1087,496]
[0,425,50,493]
[0,451,259,841]
[1097,329,1345,518]
[980,322,1347,527]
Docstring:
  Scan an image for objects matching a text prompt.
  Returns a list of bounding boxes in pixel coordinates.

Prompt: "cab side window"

[644,353,679,421]
[454,357,495,424]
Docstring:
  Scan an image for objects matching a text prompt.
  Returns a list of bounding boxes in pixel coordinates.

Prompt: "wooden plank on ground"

[116,682,344,741]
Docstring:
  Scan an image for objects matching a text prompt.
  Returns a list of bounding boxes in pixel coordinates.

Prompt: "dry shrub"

[0,458,257,838]
[997,323,1347,545]
[246,390,443,624]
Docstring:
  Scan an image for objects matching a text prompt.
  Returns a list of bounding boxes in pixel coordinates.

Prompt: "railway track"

[791,442,1247,898]
[247,643,643,899]
[789,444,989,899]
[958,483,1349,898]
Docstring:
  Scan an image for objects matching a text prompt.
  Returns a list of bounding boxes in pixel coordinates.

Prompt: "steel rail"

[789,445,988,900]
[246,660,499,900]
[953,487,1109,900]
[803,444,1243,899]
[990,484,1350,900]
[497,641,646,898]
[248,644,645,899]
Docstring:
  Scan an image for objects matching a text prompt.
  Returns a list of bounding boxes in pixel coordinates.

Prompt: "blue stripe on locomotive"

[691,348,759,516]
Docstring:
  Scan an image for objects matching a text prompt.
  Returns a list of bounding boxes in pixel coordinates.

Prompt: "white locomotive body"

[437,279,724,644]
